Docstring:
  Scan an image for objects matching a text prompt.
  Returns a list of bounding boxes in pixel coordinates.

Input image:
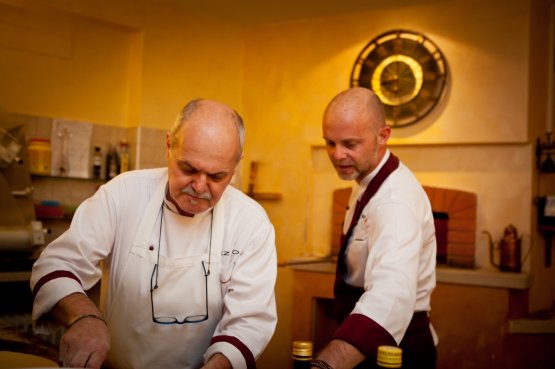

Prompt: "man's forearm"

[50,291,102,327]
[202,353,232,369]
[313,339,365,369]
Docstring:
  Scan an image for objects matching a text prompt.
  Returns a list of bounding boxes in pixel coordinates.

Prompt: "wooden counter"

[0,320,59,364]
[291,261,532,289]
[290,261,533,342]
[289,262,553,368]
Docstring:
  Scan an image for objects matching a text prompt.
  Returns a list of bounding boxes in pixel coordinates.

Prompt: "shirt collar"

[357,149,390,192]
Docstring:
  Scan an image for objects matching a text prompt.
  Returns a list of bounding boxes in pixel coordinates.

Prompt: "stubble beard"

[337,170,360,181]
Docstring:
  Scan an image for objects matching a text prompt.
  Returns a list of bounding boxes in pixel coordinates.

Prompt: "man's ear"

[378,125,391,145]
[165,132,171,160]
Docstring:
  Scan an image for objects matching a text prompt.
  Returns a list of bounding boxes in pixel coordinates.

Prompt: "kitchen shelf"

[249,192,282,201]
[0,271,31,283]
[31,174,104,183]
[289,261,532,290]
[435,265,531,290]
[509,317,555,334]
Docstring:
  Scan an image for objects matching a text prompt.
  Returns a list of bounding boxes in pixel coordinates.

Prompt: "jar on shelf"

[27,138,52,175]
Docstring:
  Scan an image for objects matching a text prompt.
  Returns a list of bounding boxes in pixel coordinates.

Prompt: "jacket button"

[149,245,154,251]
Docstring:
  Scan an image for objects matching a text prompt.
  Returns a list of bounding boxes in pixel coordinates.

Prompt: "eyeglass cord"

[153,202,213,290]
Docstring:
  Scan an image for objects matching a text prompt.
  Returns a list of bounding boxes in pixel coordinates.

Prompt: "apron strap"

[336,153,400,276]
[333,153,400,322]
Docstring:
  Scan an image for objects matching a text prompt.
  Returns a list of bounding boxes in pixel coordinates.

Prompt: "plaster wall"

[0,0,244,129]
[241,0,533,264]
[0,0,553,368]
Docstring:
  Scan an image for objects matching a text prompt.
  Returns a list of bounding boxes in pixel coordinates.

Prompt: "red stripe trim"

[32,270,82,300]
[211,335,256,369]
[333,313,396,359]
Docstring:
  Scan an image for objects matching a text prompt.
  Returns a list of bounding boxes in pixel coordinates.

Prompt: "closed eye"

[344,141,357,150]
[178,161,229,182]
[209,173,227,182]
[180,164,197,175]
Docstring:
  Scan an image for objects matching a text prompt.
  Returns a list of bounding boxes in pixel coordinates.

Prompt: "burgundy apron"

[333,153,436,369]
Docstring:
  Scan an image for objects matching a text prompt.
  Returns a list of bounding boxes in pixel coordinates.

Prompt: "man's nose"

[192,173,208,193]
[331,146,347,161]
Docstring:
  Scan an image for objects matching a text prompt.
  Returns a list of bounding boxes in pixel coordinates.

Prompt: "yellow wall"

[0,0,554,367]
[241,0,533,261]
[0,3,138,126]
[239,1,548,364]
[0,0,244,128]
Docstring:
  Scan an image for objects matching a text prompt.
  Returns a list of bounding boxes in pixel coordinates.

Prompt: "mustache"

[333,160,353,166]
[181,186,212,200]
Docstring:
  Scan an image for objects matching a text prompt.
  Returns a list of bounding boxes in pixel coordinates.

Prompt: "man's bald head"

[324,87,386,133]
[322,87,391,183]
[169,99,245,162]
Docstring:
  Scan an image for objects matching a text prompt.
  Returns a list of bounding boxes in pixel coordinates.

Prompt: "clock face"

[350,30,448,128]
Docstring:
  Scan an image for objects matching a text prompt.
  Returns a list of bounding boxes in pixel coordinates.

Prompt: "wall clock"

[350,30,448,128]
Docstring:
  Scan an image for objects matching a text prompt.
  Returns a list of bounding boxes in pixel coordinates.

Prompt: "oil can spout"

[482,230,498,269]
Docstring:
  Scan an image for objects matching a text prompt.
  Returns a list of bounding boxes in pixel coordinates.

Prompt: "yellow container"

[28,138,52,175]
[291,340,313,361]
[377,345,402,368]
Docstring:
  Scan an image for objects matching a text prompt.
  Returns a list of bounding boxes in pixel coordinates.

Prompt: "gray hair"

[169,99,245,159]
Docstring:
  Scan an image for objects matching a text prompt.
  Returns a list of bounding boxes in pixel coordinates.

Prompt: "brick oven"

[331,186,478,268]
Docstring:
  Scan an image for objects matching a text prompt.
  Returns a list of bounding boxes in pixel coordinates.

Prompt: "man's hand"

[59,315,110,368]
[50,292,110,369]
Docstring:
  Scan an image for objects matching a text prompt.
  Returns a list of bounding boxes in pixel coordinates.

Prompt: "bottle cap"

[29,138,51,143]
[292,340,313,361]
[377,345,402,368]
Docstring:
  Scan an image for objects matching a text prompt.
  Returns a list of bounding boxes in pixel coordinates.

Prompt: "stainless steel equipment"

[0,121,47,254]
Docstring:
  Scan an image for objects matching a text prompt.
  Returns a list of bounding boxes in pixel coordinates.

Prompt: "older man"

[311,88,437,369]
[31,99,277,369]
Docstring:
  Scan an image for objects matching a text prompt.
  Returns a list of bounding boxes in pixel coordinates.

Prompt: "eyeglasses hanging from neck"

[150,203,213,324]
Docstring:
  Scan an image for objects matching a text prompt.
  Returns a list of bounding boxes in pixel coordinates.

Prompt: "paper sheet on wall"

[545,196,555,217]
[51,118,93,178]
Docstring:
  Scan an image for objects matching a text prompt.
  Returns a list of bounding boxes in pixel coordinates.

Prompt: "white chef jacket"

[30,168,277,369]
[340,150,436,344]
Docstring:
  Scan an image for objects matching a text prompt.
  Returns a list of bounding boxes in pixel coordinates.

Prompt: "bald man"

[312,88,437,369]
[31,99,277,369]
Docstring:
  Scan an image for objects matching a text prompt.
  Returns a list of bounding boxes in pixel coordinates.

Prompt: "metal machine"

[0,121,46,261]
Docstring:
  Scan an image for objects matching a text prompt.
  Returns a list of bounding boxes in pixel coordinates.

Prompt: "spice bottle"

[105,144,120,180]
[119,139,130,173]
[92,146,102,179]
